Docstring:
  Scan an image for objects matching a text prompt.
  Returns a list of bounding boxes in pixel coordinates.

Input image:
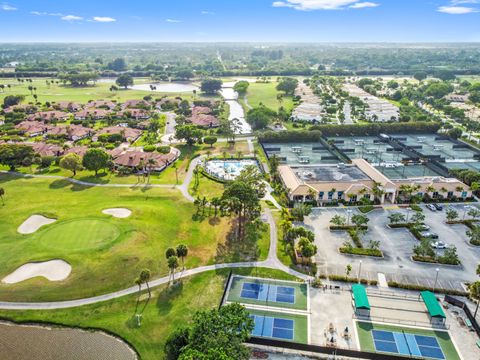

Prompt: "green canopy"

[352,284,370,310]
[421,291,446,319]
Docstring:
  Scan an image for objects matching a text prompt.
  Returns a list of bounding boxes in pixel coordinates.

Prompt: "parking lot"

[303,203,480,291]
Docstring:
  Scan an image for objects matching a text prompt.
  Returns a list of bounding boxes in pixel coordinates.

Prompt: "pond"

[130,82,199,93]
[221,81,252,135]
[0,321,137,360]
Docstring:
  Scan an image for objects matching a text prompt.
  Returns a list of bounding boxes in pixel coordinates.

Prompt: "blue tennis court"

[240,282,296,304]
[250,314,294,340]
[372,330,445,359]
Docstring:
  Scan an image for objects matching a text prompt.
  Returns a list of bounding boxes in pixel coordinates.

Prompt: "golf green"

[36,218,122,251]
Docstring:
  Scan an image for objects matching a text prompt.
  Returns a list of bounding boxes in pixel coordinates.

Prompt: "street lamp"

[406,207,411,223]
[347,209,353,226]
[358,260,363,283]
[433,268,440,293]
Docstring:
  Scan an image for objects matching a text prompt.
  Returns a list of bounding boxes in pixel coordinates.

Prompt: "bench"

[464,317,473,329]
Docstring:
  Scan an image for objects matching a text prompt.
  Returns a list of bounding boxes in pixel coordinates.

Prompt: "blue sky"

[0,0,479,42]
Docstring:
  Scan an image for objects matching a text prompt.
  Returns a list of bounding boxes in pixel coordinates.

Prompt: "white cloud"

[31,11,46,16]
[61,15,83,21]
[438,5,478,13]
[201,10,214,15]
[93,16,116,22]
[451,0,479,3]
[272,0,367,10]
[349,1,379,8]
[166,18,181,23]
[1,3,17,11]
[272,0,380,10]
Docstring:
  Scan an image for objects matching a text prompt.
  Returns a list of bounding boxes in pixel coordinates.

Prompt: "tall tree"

[0,144,35,171]
[82,148,110,176]
[172,303,254,360]
[167,255,179,282]
[200,79,223,94]
[116,74,134,89]
[59,153,82,176]
[176,244,188,269]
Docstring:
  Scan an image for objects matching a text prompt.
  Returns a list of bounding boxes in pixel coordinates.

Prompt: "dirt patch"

[17,215,56,234]
[102,208,132,218]
[2,260,72,284]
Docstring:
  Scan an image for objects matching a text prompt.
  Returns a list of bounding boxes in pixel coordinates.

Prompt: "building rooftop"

[292,164,370,182]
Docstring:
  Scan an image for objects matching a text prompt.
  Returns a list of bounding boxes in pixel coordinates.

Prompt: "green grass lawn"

[0,174,232,301]
[244,82,294,112]
[0,268,299,360]
[189,173,225,199]
[0,77,218,104]
[356,321,461,360]
[36,218,122,251]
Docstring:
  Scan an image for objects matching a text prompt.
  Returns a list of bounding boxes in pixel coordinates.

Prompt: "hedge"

[258,130,323,143]
[387,281,467,296]
[340,247,383,257]
[327,274,378,286]
[412,255,460,266]
[358,205,374,214]
[310,122,441,137]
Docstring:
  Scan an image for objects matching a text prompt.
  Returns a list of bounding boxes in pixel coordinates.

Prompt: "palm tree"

[280,207,290,220]
[165,247,176,260]
[147,158,157,182]
[425,185,435,197]
[167,256,179,282]
[0,187,4,205]
[211,197,221,218]
[138,269,151,299]
[470,281,480,318]
[176,244,188,269]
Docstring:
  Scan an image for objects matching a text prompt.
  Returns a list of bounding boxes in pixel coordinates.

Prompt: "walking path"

[0,158,310,310]
[0,208,310,310]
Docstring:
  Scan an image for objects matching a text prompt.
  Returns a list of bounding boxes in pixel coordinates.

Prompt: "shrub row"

[258,130,323,143]
[311,122,441,137]
[387,281,467,296]
[329,225,368,231]
[327,274,378,286]
[358,205,374,214]
[340,247,383,257]
[347,228,363,248]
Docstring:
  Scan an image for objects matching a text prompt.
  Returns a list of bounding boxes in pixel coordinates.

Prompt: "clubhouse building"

[264,134,473,205]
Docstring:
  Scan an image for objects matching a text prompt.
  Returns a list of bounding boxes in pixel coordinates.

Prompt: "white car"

[426,204,436,212]
[431,241,448,249]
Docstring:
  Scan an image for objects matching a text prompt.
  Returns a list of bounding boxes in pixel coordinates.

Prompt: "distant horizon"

[1,41,480,45]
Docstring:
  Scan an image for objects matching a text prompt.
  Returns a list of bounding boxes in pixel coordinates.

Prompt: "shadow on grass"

[156,280,184,316]
[49,179,71,189]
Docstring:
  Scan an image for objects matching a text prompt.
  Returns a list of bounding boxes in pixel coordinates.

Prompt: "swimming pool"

[204,160,259,181]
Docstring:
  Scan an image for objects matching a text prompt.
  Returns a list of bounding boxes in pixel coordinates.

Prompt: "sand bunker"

[2,260,71,284]
[102,208,132,218]
[17,215,56,234]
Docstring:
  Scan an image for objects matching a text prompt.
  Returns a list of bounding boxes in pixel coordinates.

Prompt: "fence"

[353,314,448,330]
[444,295,480,337]
[247,337,428,360]
[218,270,233,310]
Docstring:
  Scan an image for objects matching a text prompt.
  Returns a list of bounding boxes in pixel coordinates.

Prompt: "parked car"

[426,204,437,212]
[433,203,443,211]
[431,241,448,249]
[420,231,439,239]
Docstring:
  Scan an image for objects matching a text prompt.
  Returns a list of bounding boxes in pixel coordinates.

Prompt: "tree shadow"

[48,179,71,189]
[156,280,184,316]
[215,221,260,263]
[125,290,152,329]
